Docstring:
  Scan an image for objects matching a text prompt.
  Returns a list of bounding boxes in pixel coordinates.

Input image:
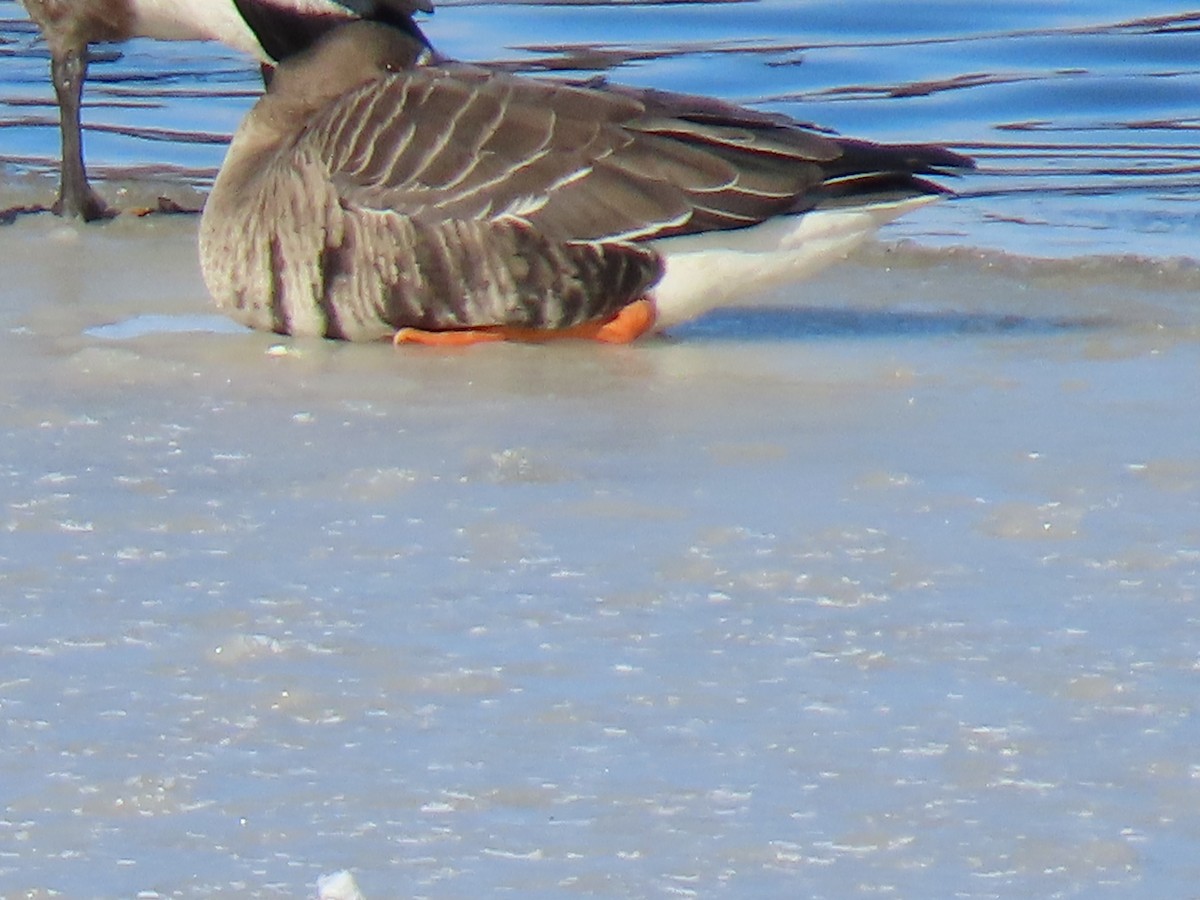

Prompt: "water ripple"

[2,0,1198,258]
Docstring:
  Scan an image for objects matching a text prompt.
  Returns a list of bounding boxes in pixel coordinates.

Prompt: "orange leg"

[393,298,657,347]
[392,328,506,347]
[589,297,657,344]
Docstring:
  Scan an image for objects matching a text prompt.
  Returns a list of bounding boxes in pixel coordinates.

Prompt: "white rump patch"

[648,197,936,330]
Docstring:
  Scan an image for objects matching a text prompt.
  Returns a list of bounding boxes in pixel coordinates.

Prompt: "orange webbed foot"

[392,298,657,347]
[589,298,656,344]
[393,327,507,347]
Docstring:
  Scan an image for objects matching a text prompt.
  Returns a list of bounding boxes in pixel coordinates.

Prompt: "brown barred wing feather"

[308,65,827,243]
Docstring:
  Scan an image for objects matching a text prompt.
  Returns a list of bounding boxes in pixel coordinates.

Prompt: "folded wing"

[305,63,964,245]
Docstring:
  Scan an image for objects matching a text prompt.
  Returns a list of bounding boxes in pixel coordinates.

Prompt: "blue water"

[2,3,1200,899]
[4,0,1200,256]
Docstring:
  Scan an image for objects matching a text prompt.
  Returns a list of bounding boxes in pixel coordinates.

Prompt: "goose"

[199,20,973,345]
[17,0,431,221]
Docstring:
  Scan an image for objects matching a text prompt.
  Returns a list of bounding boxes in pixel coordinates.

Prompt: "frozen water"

[2,0,1200,896]
[1,214,1198,896]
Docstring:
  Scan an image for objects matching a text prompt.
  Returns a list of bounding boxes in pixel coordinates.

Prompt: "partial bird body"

[201,21,971,342]
[17,0,430,219]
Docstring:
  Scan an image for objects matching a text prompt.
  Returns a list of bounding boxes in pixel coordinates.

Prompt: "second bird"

[18,0,431,220]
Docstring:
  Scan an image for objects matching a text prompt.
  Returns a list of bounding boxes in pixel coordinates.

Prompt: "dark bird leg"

[49,45,115,221]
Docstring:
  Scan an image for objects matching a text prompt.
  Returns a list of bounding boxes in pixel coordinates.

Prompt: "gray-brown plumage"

[199,20,971,341]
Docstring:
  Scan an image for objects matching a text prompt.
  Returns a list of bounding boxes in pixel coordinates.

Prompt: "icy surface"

[1,216,1198,896]
[2,0,1200,895]
[317,870,366,900]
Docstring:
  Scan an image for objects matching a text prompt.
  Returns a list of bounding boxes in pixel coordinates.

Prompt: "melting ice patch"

[86,314,249,339]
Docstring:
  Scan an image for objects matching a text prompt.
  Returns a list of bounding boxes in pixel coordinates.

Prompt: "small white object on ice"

[316,870,365,900]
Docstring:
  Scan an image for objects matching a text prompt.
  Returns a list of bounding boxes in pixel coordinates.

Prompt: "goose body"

[18,0,430,219]
[200,21,972,342]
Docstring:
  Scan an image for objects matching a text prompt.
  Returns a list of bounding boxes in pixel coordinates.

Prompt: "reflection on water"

[1,0,1199,256]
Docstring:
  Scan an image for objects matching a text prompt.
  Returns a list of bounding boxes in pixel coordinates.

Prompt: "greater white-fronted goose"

[17,0,431,220]
[200,21,973,344]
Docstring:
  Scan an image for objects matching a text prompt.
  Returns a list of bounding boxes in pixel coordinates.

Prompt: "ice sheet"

[1,213,1197,896]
